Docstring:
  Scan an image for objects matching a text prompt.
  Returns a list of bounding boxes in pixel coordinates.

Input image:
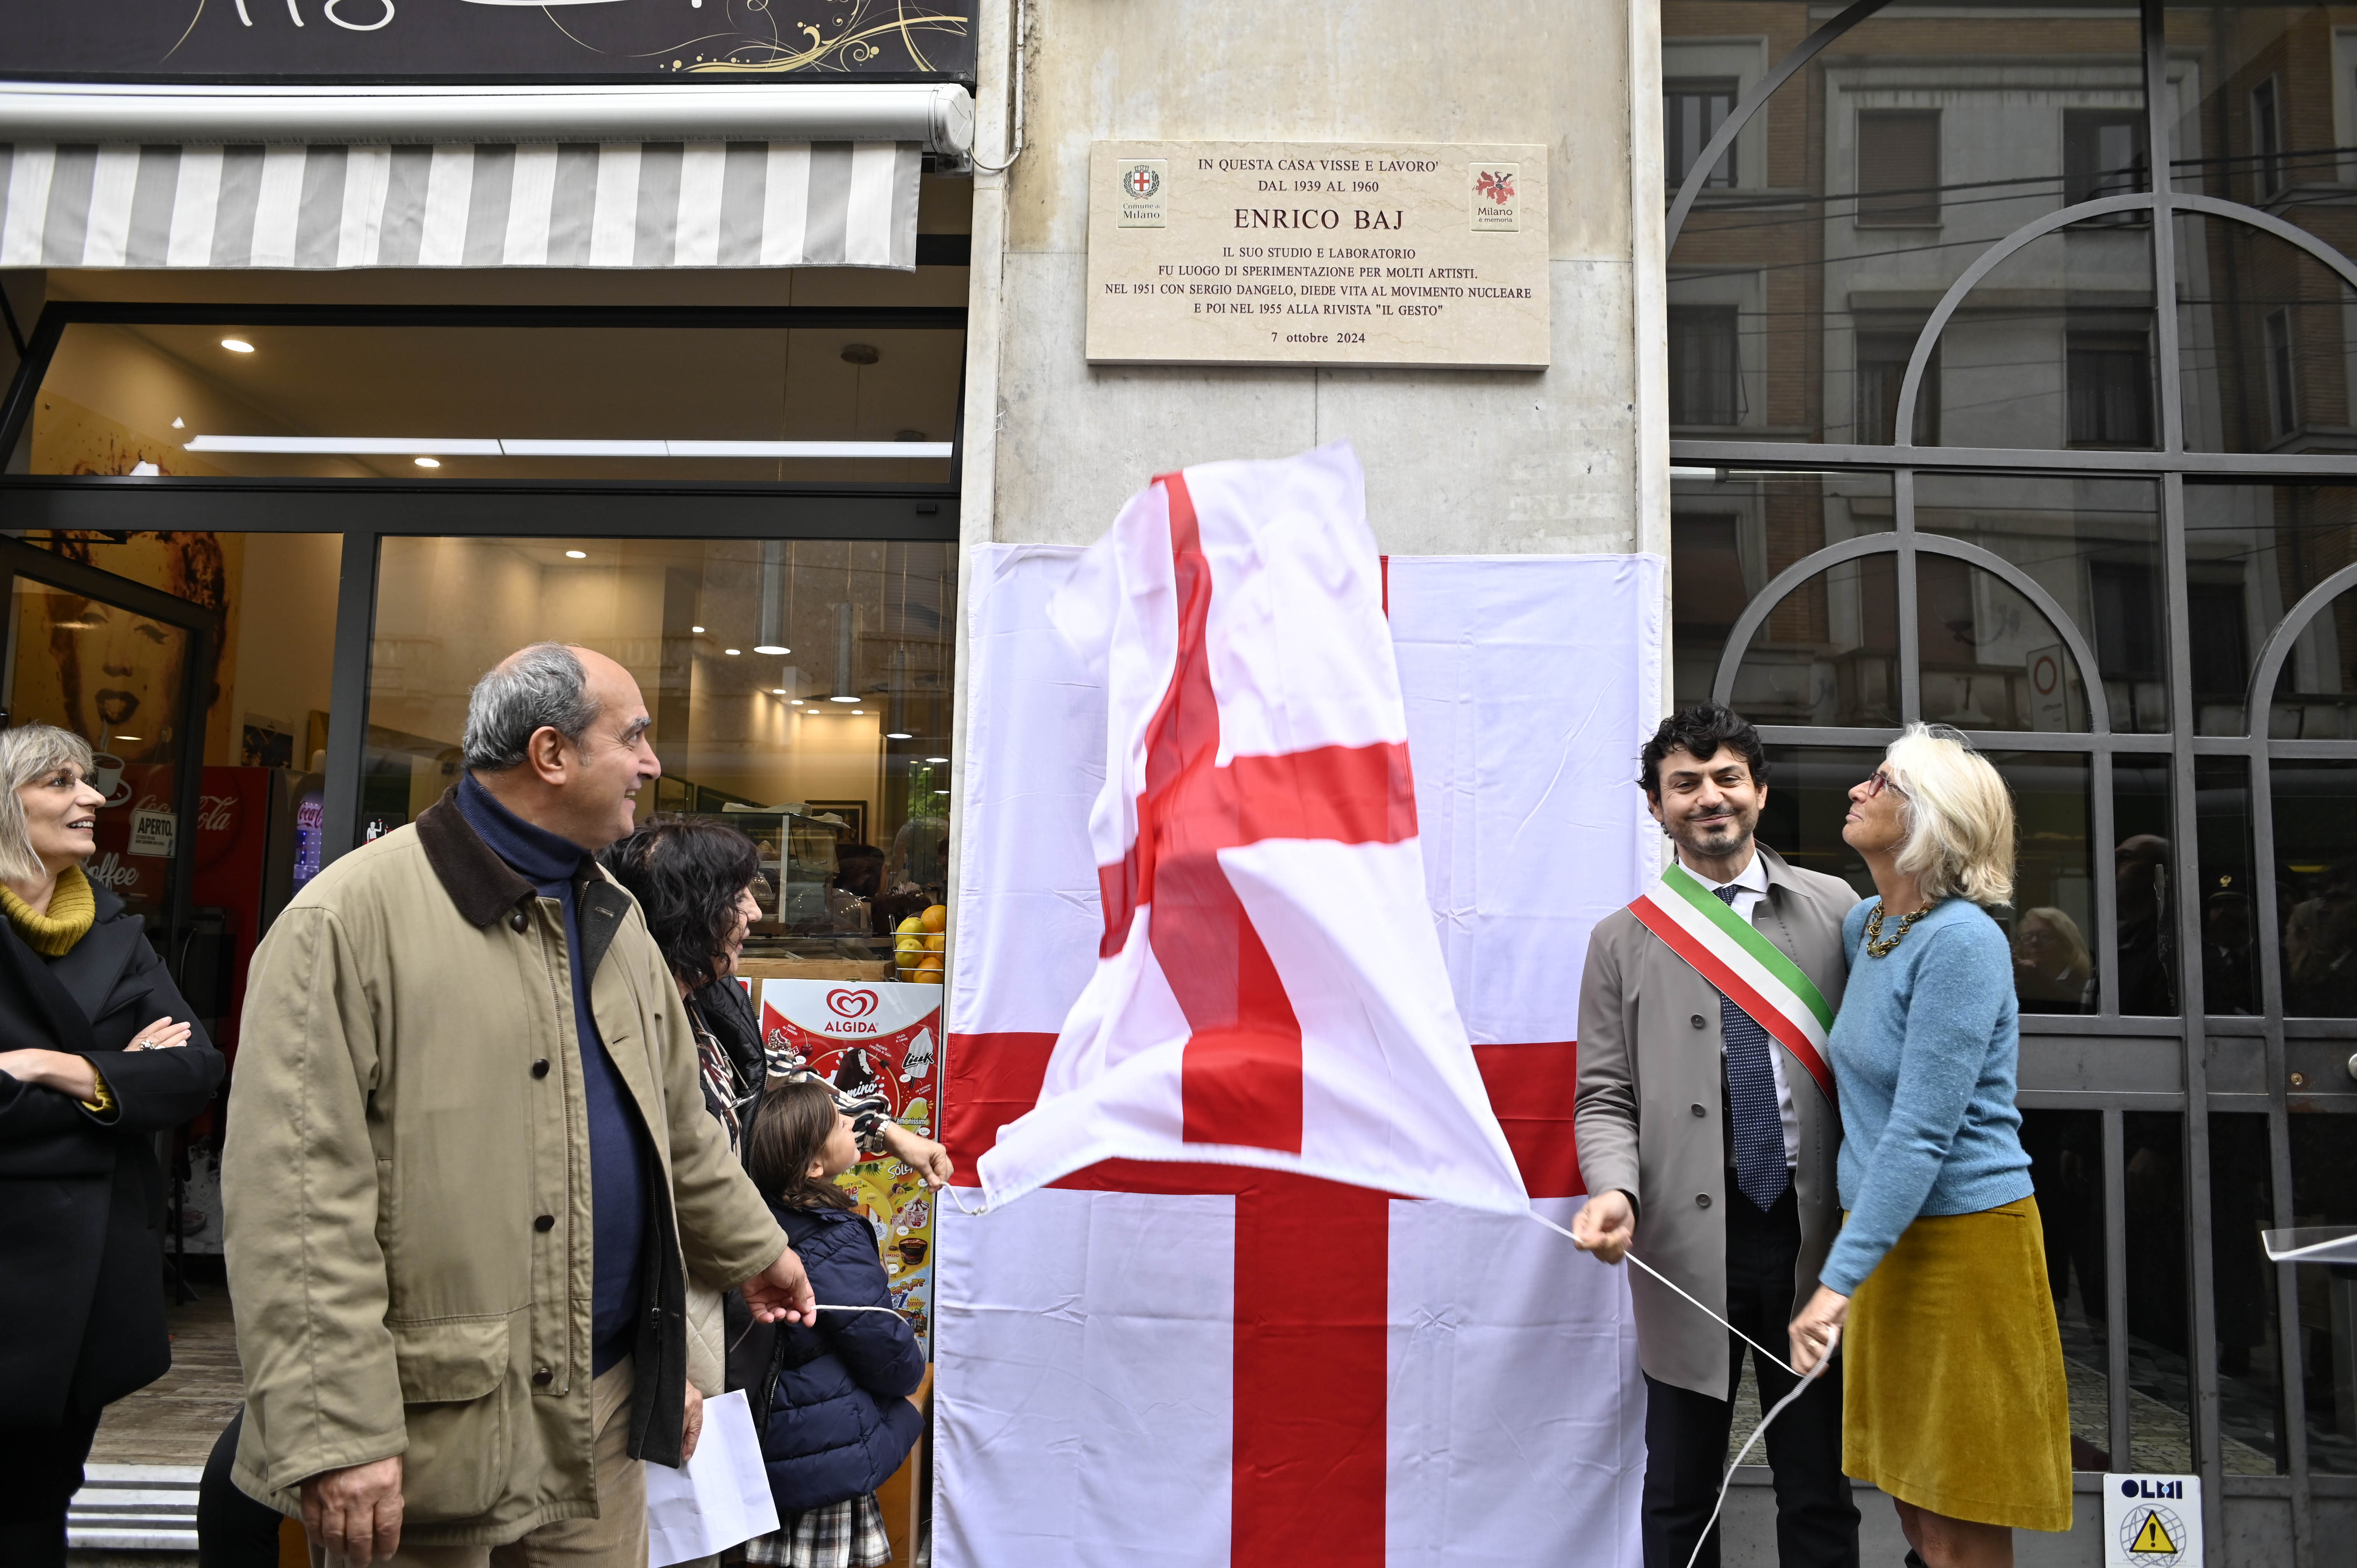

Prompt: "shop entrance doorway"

[0,535,217,980]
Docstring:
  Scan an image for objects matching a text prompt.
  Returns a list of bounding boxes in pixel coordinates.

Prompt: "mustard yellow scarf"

[1,864,95,957]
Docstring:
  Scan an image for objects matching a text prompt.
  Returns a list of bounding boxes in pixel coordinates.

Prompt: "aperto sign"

[0,0,975,81]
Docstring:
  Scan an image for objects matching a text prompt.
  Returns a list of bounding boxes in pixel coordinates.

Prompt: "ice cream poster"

[746,977,944,1353]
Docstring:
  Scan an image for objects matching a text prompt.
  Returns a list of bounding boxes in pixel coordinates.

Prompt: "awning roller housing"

[0,81,974,156]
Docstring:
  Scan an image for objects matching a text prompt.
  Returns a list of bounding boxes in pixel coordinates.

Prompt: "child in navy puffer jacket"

[739,1076,926,1568]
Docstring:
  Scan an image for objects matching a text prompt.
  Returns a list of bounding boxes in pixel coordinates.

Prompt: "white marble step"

[69,1464,202,1553]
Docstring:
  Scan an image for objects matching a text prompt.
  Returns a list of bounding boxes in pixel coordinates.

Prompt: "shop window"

[1983,752,2096,1014]
[2265,307,2298,439]
[2122,1111,2196,1469]
[2182,484,2357,733]
[1670,511,1748,636]
[1726,554,1901,726]
[2091,561,2163,690]
[1664,78,1739,189]
[366,537,955,969]
[2018,1109,2111,1467]
[1853,332,1938,445]
[1856,110,1941,225]
[1914,556,2094,734]
[2186,580,2250,712]
[2210,1112,2287,1473]
[29,321,963,484]
[2068,332,2156,448]
[1668,306,1742,426]
[2109,755,2179,1017]
[2270,760,2357,1016]
[2288,1113,2357,1473]
[2173,215,2356,456]
[2195,755,2259,1015]
[1914,475,2167,733]
[1668,470,1894,708]
[2,533,342,1087]
[2270,583,2357,740]
[2064,109,2150,210]
[1755,746,1883,891]
[2252,76,2284,199]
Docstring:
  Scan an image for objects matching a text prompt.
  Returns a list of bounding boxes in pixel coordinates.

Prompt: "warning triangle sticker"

[2130,1511,2179,1555]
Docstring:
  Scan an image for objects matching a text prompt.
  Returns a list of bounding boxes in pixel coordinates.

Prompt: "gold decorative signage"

[1085,141,1550,369]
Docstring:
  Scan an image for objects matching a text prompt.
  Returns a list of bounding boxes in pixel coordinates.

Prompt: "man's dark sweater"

[457,774,649,1373]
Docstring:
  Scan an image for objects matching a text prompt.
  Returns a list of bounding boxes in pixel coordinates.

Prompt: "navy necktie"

[1713,884,1790,1210]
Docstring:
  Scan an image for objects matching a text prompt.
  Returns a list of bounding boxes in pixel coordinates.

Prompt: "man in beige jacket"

[224,643,816,1567]
[1571,704,1861,1568]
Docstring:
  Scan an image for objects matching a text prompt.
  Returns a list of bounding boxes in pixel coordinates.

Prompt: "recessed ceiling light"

[925,756,948,764]
[691,625,705,634]
[413,456,440,468]
[564,549,587,558]
[885,731,913,740]
[113,735,141,742]
[850,709,866,715]
[221,338,254,353]
[753,644,789,655]
[829,694,859,703]
[724,648,741,656]
[840,343,880,366]
[790,699,804,706]
[771,688,787,695]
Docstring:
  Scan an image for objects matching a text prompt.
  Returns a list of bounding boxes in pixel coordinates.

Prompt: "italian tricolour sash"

[1627,860,1838,1107]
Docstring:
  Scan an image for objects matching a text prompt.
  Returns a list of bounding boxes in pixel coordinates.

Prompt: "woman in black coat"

[0,724,222,1567]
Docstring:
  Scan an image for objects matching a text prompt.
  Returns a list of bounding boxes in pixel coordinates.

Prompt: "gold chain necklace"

[1863,898,1936,959]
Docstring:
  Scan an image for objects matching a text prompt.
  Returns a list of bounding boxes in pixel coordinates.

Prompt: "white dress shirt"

[1688,850,1800,1170]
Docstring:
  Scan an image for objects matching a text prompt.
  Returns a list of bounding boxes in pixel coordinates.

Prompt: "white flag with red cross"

[973,443,1528,1214]
[936,444,1662,1568]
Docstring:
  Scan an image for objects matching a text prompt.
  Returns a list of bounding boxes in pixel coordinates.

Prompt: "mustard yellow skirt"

[1842,1196,2073,1531]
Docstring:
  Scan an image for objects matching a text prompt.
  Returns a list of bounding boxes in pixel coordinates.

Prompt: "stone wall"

[957,0,1665,559]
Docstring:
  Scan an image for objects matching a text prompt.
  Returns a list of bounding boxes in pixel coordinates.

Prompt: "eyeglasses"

[1862,770,1903,799]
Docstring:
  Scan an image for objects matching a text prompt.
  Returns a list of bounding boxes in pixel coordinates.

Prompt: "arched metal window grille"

[1664,0,2357,1557]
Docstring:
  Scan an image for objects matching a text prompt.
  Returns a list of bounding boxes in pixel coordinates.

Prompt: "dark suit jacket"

[0,880,221,1428]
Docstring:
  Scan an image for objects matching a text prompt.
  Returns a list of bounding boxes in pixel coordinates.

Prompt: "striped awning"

[0,139,921,270]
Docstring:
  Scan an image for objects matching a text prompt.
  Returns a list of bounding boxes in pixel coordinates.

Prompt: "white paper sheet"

[647,1389,781,1567]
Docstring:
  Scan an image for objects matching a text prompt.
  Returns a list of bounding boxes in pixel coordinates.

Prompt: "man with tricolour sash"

[1572,704,1863,1568]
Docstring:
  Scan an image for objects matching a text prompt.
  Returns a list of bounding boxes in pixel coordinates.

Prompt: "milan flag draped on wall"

[938,445,1665,1568]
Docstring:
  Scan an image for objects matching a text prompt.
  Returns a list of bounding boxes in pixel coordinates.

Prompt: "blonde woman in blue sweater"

[1787,725,2070,1568]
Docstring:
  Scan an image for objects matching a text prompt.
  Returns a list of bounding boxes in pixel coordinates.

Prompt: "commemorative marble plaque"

[1085,141,1550,369]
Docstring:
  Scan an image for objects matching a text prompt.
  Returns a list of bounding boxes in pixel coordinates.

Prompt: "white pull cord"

[1525,1211,1797,1377]
[729,1303,909,1354]
[1679,1324,1838,1568]
[1526,1210,1838,1568]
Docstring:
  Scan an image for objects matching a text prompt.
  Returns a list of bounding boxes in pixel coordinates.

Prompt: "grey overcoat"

[1574,844,1862,1398]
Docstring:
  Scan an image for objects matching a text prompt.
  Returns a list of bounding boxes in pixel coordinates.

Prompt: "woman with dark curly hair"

[601,819,954,1176]
[601,820,951,1562]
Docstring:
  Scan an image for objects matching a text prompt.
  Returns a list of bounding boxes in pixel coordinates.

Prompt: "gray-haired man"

[225,643,815,1566]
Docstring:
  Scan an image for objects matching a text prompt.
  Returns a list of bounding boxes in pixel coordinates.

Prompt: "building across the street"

[0,0,2348,1563]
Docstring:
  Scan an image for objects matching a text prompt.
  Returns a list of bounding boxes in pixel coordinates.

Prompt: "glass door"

[0,536,215,956]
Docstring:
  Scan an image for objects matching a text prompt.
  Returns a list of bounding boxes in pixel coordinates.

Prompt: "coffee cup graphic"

[89,753,126,804]
[898,1238,928,1267]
